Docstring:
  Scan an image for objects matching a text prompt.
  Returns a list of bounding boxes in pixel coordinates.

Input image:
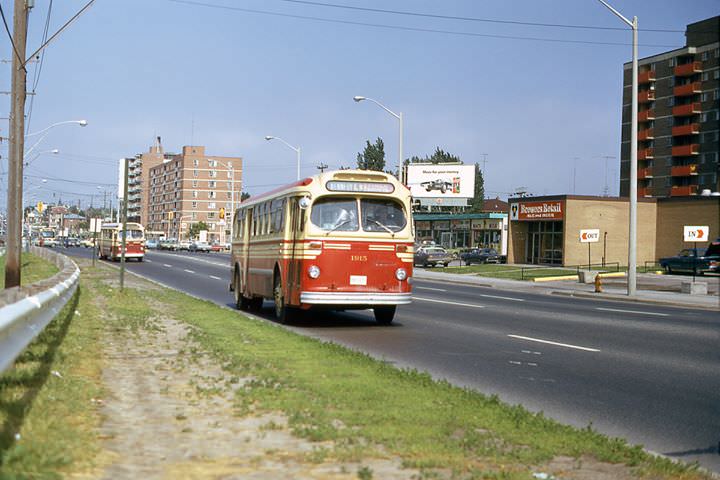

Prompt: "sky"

[1,0,718,211]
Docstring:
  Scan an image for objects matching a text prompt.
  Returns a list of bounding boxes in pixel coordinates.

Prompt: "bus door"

[285,198,303,306]
[244,207,255,295]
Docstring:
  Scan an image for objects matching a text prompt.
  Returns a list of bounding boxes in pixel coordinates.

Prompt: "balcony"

[639,90,656,103]
[671,164,698,176]
[672,102,701,116]
[638,128,654,141]
[674,61,702,77]
[672,123,699,136]
[638,147,654,160]
[671,144,700,156]
[637,167,653,179]
[638,109,655,122]
[637,187,651,197]
[673,81,702,97]
[670,185,698,196]
[638,70,656,84]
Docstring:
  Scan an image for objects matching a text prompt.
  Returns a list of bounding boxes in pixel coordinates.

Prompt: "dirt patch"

[536,455,638,480]
[94,292,417,479]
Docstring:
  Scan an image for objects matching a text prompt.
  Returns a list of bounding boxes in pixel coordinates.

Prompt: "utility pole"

[572,157,579,194]
[317,163,328,173]
[5,0,29,289]
[120,159,129,291]
[601,155,617,196]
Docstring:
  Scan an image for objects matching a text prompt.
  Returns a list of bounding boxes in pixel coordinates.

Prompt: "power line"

[274,0,685,33]
[166,0,681,48]
[0,2,24,69]
[26,0,54,134]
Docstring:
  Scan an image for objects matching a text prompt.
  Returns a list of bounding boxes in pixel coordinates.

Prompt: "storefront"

[508,196,658,266]
[413,213,508,253]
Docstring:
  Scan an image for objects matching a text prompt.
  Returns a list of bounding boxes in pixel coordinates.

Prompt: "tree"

[468,163,485,212]
[356,137,386,171]
[189,221,209,239]
[240,192,251,202]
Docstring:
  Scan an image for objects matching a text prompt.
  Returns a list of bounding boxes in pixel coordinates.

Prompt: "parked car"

[414,246,454,268]
[80,238,95,248]
[178,240,192,251]
[460,248,507,266]
[158,238,178,251]
[145,239,159,249]
[189,241,211,252]
[210,242,224,252]
[659,239,720,275]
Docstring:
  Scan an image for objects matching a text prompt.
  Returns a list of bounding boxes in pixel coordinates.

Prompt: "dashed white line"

[415,286,447,292]
[508,334,600,353]
[145,259,152,263]
[413,297,485,308]
[163,264,173,268]
[478,293,525,302]
[184,269,195,274]
[596,307,669,317]
[209,275,222,280]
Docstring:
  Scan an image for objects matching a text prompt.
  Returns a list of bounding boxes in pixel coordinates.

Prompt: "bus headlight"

[308,265,321,279]
[395,268,408,281]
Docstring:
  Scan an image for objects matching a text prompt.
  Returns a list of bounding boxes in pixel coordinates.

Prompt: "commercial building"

[145,145,242,243]
[413,212,508,254]
[621,16,720,198]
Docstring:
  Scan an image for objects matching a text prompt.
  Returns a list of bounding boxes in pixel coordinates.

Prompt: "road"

[66,246,720,472]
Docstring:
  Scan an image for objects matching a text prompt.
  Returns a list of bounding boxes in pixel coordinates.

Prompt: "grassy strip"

[0,262,709,479]
[0,252,60,289]
[437,264,579,281]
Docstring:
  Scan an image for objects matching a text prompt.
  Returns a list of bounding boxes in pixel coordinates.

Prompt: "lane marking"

[415,286,447,292]
[184,269,195,274]
[413,297,485,308]
[163,264,173,268]
[145,259,152,263]
[209,275,222,280]
[596,307,669,317]
[478,293,525,302]
[508,334,600,352]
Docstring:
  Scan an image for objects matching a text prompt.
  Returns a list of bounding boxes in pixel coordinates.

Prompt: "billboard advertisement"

[406,164,475,199]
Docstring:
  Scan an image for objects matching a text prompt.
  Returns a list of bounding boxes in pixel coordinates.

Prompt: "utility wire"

[167,0,681,48]
[26,0,54,134]
[274,0,686,33]
[0,1,24,69]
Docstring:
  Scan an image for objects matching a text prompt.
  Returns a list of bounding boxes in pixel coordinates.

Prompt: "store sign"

[683,226,709,242]
[510,201,563,221]
[434,221,449,230]
[415,221,430,230]
[579,229,600,243]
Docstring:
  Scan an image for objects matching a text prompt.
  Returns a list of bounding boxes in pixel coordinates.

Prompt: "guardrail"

[0,246,80,374]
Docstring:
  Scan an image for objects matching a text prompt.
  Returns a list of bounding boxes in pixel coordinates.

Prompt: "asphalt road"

[65,246,720,472]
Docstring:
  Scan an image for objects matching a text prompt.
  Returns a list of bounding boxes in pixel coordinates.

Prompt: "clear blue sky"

[1,0,718,210]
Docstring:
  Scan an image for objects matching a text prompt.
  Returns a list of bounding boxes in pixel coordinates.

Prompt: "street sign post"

[580,229,600,269]
[90,218,103,267]
[683,226,709,282]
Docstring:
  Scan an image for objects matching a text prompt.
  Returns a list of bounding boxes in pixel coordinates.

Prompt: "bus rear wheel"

[373,306,396,325]
[273,275,295,324]
[234,270,250,311]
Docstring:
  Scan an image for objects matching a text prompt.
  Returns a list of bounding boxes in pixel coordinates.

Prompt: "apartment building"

[124,137,174,225]
[145,145,242,243]
[620,16,719,198]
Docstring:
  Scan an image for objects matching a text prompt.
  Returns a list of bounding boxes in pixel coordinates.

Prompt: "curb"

[551,290,720,311]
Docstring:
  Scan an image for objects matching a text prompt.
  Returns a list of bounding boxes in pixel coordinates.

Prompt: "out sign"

[683,226,709,242]
[580,229,600,243]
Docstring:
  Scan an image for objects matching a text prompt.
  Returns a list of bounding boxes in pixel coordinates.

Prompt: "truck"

[659,239,720,275]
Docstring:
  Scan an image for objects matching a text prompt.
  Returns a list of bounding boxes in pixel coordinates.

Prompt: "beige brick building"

[125,137,172,226]
[143,145,243,243]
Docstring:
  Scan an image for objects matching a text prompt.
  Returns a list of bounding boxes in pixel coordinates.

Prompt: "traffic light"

[168,211,175,220]
[219,207,225,219]
[36,201,44,213]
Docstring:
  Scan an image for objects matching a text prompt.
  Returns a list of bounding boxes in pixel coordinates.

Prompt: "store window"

[526,221,563,265]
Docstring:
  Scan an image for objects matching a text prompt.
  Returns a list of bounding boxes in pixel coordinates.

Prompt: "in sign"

[683,226,709,242]
[580,229,600,243]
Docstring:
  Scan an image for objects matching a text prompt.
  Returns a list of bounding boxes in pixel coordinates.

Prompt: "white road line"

[478,293,525,302]
[184,269,195,274]
[163,264,173,268]
[415,286,447,292]
[596,307,669,317]
[145,259,152,263]
[413,297,485,308]
[508,334,601,353]
[209,275,222,280]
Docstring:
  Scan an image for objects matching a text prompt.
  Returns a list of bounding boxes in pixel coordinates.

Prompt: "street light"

[24,119,87,159]
[24,148,59,166]
[598,0,637,297]
[353,95,404,183]
[265,135,301,180]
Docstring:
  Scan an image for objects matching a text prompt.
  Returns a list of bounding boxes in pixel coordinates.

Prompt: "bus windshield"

[119,229,144,240]
[310,196,407,233]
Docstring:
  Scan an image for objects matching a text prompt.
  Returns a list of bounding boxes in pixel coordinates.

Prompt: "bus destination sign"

[326,181,395,193]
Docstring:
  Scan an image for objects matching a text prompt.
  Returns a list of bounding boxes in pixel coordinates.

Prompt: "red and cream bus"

[230,170,413,324]
[98,222,146,262]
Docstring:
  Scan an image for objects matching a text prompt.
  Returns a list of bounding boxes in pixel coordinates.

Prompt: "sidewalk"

[413,268,720,311]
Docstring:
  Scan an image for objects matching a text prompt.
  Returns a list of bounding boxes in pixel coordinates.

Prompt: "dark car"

[460,248,506,266]
[420,179,453,194]
[659,240,720,275]
[414,246,454,268]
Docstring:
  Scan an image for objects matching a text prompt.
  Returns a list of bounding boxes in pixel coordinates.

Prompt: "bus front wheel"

[374,306,396,325]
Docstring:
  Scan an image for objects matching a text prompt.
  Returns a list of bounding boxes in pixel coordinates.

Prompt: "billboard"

[406,164,475,199]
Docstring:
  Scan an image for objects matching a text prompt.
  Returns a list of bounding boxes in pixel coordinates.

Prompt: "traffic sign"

[683,226,709,242]
[579,229,600,243]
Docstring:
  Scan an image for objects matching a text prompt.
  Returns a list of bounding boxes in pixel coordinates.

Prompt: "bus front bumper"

[300,292,412,305]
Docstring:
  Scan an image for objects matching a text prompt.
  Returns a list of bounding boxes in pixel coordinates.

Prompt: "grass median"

[0,252,59,289]
[0,260,711,479]
[435,264,579,281]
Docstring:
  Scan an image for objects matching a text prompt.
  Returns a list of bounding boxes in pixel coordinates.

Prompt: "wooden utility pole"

[4,0,29,289]
[120,159,128,290]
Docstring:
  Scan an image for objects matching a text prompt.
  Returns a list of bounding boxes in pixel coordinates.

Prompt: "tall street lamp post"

[353,96,404,184]
[265,135,301,181]
[598,0,638,297]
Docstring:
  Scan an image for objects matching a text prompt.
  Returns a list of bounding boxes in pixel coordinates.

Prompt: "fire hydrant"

[594,273,603,293]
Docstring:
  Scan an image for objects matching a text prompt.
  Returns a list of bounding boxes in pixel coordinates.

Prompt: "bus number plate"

[350,275,367,286]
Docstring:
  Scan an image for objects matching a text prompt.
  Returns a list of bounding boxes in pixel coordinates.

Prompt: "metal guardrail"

[0,246,80,374]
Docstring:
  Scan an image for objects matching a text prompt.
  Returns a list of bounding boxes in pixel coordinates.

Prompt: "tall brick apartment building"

[121,140,242,242]
[620,16,719,198]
